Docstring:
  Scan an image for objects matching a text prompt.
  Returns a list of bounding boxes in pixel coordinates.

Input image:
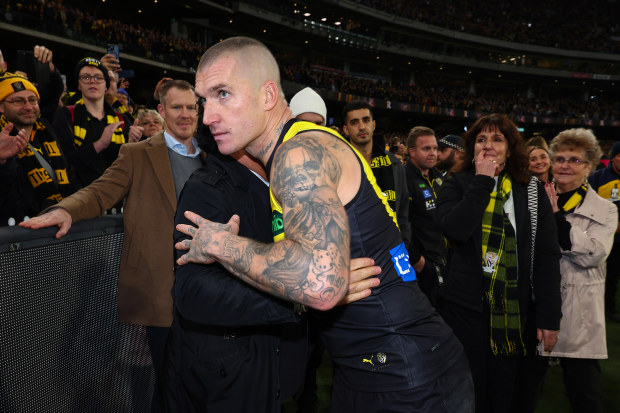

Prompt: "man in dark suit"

[20,79,203,412]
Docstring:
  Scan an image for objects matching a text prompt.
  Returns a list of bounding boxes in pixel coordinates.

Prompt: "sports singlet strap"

[269,119,398,241]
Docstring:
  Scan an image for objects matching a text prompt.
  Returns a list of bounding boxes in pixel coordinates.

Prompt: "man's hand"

[93,121,123,153]
[0,123,28,164]
[128,118,143,143]
[537,328,559,352]
[33,45,55,72]
[338,257,380,305]
[100,54,121,72]
[175,211,241,266]
[413,255,425,273]
[19,208,73,238]
[119,78,130,90]
[153,77,172,100]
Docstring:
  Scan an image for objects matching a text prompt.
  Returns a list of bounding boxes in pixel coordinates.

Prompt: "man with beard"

[436,134,465,176]
[404,126,447,306]
[0,72,74,225]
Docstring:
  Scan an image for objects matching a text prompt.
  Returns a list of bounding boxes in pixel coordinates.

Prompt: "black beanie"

[611,141,620,159]
[75,57,110,89]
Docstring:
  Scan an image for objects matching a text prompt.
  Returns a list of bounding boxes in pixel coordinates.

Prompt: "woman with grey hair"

[515,128,617,413]
[128,109,164,142]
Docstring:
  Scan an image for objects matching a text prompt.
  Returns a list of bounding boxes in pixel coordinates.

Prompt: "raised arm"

[177,133,352,310]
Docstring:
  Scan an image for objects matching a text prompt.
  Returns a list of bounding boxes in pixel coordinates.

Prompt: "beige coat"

[544,186,617,359]
[53,133,178,327]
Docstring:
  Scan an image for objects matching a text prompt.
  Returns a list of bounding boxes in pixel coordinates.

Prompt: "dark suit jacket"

[53,133,178,326]
[437,171,562,331]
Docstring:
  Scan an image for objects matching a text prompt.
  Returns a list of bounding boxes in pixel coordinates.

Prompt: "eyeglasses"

[553,156,587,165]
[2,96,39,107]
[79,75,106,83]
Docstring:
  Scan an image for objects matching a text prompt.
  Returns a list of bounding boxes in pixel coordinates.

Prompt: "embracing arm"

[177,133,351,311]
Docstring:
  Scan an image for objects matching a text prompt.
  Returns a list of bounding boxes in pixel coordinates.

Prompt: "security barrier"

[0,215,153,413]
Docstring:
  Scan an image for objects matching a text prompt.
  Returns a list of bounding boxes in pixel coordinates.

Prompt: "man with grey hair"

[175,36,473,413]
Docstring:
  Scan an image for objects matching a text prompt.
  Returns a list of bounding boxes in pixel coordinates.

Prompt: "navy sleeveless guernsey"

[267,120,463,392]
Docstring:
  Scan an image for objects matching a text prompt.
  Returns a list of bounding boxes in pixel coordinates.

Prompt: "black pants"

[147,326,170,413]
[605,242,620,314]
[439,300,518,413]
[512,356,602,413]
[417,259,443,307]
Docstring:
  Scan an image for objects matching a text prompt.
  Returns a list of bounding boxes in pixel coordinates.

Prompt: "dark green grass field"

[283,296,620,412]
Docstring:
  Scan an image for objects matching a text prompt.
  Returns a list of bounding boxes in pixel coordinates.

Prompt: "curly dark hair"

[460,114,529,184]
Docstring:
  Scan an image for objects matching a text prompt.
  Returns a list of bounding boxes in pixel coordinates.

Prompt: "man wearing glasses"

[22,79,203,412]
[52,57,129,189]
[0,72,74,226]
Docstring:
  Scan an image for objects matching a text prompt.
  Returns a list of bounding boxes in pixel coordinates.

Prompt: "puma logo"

[362,356,374,366]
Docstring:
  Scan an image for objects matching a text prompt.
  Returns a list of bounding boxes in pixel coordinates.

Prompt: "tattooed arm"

[176,133,353,311]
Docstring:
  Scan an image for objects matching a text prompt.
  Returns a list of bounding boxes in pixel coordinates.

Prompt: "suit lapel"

[146,133,177,210]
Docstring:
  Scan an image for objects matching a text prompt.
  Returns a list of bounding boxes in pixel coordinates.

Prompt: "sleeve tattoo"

[214,134,351,309]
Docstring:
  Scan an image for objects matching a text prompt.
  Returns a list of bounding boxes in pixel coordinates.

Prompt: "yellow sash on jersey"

[270,121,398,241]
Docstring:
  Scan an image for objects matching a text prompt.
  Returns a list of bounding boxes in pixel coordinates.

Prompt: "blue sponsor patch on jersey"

[389,242,416,282]
[422,189,432,199]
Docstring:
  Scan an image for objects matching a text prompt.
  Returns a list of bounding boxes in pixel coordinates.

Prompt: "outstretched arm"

[176,133,353,310]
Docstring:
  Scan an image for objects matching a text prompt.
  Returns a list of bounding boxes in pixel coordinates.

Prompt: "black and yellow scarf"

[110,97,135,124]
[481,173,525,357]
[1,114,72,204]
[370,141,397,213]
[70,98,125,148]
[559,183,588,213]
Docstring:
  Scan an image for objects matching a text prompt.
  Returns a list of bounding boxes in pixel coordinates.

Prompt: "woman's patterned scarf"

[481,172,525,357]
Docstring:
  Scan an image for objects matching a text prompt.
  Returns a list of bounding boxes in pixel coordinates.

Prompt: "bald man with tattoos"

[174,37,473,413]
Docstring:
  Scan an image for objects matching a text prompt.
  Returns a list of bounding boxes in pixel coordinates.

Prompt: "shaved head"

[197,37,283,97]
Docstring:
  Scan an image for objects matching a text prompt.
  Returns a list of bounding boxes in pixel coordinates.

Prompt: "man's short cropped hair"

[407,126,436,149]
[159,79,195,105]
[341,100,373,123]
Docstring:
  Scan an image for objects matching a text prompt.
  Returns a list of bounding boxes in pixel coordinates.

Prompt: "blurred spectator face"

[474,126,509,167]
[409,134,438,171]
[140,114,164,138]
[437,147,456,170]
[397,143,406,157]
[343,108,375,146]
[528,148,550,178]
[0,90,40,128]
[437,147,454,163]
[78,66,107,101]
[297,111,324,126]
[117,92,129,107]
[158,87,197,142]
[0,50,6,73]
[611,153,620,175]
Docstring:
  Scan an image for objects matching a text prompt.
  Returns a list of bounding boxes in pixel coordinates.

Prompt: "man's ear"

[263,81,278,110]
[342,124,349,137]
[157,103,165,120]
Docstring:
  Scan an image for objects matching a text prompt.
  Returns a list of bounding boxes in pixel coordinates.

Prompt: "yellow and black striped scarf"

[481,173,525,357]
[0,114,72,204]
[71,98,125,148]
[559,183,588,213]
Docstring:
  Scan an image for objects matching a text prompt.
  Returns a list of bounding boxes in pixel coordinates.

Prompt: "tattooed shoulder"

[271,132,343,206]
